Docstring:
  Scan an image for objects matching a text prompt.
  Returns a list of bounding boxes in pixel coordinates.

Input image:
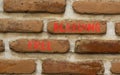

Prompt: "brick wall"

[0,0,120,75]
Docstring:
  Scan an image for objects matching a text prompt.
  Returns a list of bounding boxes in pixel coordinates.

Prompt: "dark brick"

[42,59,104,75]
[75,40,120,53]
[0,40,4,52]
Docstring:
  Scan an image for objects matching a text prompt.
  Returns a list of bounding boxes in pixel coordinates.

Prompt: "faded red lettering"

[54,22,65,33]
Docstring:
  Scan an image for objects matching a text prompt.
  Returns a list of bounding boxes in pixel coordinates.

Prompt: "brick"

[4,0,66,13]
[10,39,70,53]
[115,23,120,35]
[75,40,120,53]
[42,59,104,75]
[47,20,106,34]
[73,1,120,14]
[0,19,43,33]
[111,61,120,74]
[0,40,4,52]
[0,60,36,74]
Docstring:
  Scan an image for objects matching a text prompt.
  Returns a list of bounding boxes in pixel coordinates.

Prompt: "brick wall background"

[1,0,120,75]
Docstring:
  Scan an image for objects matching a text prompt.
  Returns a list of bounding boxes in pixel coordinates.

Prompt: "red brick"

[111,61,120,74]
[73,1,120,14]
[42,59,104,75]
[10,39,70,53]
[115,23,120,35]
[4,0,66,13]
[75,40,120,53]
[0,60,36,74]
[0,19,43,33]
[0,40,4,52]
[47,20,106,34]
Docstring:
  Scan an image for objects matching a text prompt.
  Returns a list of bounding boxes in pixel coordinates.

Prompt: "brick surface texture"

[0,0,120,75]
[75,40,120,53]
[0,40,4,52]
[115,22,120,35]
[47,20,107,34]
[42,59,104,75]
[111,62,120,74]
[10,39,70,53]
[0,60,36,74]
[4,0,66,13]
[0,19,43,32]
[73,1,120,14]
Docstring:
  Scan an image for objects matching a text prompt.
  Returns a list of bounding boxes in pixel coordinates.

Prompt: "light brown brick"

[115,23,120,35]
[47,20,106,34]
[42,59,104,75]
[4,0,66,13]
[73,1,120,14]
[0,60,36,74]
[111,62,120,74]
[10,39,70,53]
[0,19,43,33]
[75,40,120,53]
[0,40,4,52]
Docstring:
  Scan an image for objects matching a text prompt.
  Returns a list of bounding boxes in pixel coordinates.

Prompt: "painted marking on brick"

[27,40,52,51]
[54,22,101,33]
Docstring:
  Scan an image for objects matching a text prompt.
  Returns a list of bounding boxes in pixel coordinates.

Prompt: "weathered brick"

[0,60,36,74]
[115,23,120,35]
[47,20,106,34]
[0,40,4,52]
[42,59,104,75]
[4,0,66,13]
[75,40,120,53]
[73,1,120,14]
[111,61,120,74]
[10,39,70,53]
[0,19,43,33]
